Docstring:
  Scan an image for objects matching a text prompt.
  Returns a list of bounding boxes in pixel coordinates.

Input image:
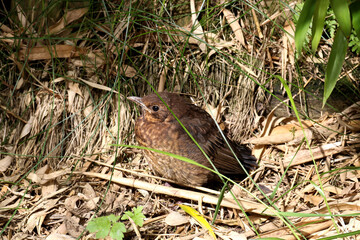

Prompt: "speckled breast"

[134,116,212,185]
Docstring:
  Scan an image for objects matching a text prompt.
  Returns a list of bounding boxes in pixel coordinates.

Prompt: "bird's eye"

[152,105,159,111]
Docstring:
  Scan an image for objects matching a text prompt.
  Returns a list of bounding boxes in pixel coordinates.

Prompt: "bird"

[128,92,257,186]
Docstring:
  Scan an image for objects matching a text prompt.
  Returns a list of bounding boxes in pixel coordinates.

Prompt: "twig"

[0,105,27,123]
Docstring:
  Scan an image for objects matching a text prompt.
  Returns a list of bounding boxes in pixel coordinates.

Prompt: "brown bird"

[128,92,257,186]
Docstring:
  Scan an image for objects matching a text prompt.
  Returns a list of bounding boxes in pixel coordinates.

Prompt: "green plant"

[86,206,145,240]
[324,9,337,38]
[294,2,360,54]
[349,30,360,54]
[295,0,360,106]
[121,206,145,227]
[323,9,360,54]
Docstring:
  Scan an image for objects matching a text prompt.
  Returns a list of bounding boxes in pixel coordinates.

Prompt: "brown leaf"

[16,45,87,61]
[16,4,30,30]
[304,194,323,206]
[0,156,13,172]
[190,0,206,52]
[65,216,84,238]
[80,78,119,93]
[68,82,83,97]
[165,211,189,226]
[46,233,76,240]
[250,128,312,145]
[222,9,246,49]
[121,64,137,78]
[20,116,34,139]
[25,211,47,233]
[283,142,344,167]
[49,8,88,34]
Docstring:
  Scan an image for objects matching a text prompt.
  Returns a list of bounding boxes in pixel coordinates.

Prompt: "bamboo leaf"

[179,204,216,239]
[295,0,316,53]
[311,0,330,52]
[350,1,360,37]
[323,30,348,106]
[330,0,352,37]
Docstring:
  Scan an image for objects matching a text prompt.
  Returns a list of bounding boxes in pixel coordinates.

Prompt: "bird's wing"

[177,104,257,175]
[211,141,257,175]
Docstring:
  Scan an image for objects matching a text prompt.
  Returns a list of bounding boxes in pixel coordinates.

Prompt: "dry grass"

[1,0,360,239]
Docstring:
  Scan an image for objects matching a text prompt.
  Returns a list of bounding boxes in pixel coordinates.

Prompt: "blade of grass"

[211,180,228,224]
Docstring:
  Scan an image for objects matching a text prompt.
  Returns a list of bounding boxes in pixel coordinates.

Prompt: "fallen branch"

[77,171,275,215]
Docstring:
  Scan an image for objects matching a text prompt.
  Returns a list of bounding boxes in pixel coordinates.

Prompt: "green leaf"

[86,214,124,240]
[107,214,121,222]
[109,222,126,240]
[212,181,227,224]
[330,0,351,37]
[323,29,348,106]
[86,216,112,239]
[350,1,360,37]
[121,206,145,227]
[295,0,317,53]
[311,0,330,52]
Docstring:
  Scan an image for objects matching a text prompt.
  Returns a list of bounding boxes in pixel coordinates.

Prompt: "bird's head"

[128,92,190,123]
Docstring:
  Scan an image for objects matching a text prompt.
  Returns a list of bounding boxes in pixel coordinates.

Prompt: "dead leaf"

[42,181,58,198]
[323,184,342,195]
[20,116,34,139]
[27,172,42,184]
[303,195,323,206]
[204,104,225,125]
[16,45,87,61]
[53,77,66,83]
[281,21,295,80]
[190,0,206,52]
[261,220,333,239]
[120,64,137,78]
[67,82,82,113]
[25,211,47,233]
[48,8,88,34]
[83,183,96,199]
[0,156,13,172]
[65,216,84,238]
[82,91,93,117]
[222,9,246,49]
[46,233,76,240]
[65,194,99,216]
[16,4,31,31]
[206,33,234,50]
[165,211,189,226]
[283,142,344,167]
[228,231,247,240]
[68,82,83,97]
[79,78,118,93]
[250,128,312,145]
[348,218,360,231]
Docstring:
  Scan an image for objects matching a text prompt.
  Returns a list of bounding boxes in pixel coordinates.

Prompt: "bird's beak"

[127,96,150,113]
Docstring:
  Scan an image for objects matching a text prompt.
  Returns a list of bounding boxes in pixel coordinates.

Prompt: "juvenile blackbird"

[128,92,257,186]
